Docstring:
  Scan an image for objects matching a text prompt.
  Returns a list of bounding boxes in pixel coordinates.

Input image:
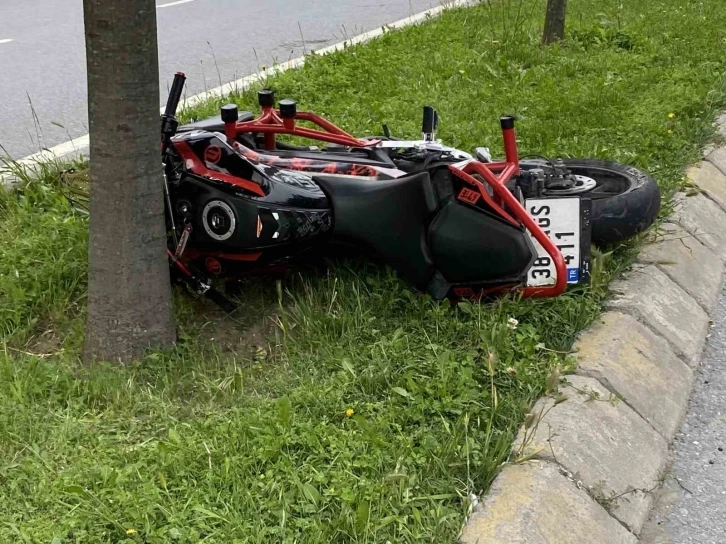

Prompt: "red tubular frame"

[217,106,567,298]
[448,120,568,298]
[224,106,377,150]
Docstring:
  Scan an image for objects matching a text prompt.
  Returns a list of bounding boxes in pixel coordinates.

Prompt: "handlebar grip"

[422,105,435,134]
[164,72,186,118]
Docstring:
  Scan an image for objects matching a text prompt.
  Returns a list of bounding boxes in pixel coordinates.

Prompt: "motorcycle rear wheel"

[542,159,661,245]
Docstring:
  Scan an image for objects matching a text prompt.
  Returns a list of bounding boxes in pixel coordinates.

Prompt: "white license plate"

[525,198,582,287]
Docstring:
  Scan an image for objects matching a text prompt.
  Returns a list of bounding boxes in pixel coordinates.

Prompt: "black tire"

[545,159,661,245]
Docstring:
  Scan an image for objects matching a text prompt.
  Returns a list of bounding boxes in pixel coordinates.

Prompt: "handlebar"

[162,72,186,147]
[422,105,435,135]
[164,72,186,118]
[422,105,439,142]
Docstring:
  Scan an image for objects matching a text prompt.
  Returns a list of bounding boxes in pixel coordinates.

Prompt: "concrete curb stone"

[706,147,726,178]
[574,311,693,441]
[671,191,726,261]
[607,264,709,368]
[460,461,638,544]
[639,222,723,312]
[716,112,726,139]
[512,376,668,533]
[461,156,726,542]
[685,161,726,210]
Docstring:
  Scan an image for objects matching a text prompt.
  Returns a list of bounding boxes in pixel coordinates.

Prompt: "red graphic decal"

[458,187,481,205]
[204,145,222,164]
[173,141,265,197]
[232,141,377,177]
[289,158,313,171]
[350,164,376,177]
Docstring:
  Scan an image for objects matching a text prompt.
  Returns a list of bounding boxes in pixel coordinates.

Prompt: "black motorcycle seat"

[314,172,439,289]
[177,112,255,133]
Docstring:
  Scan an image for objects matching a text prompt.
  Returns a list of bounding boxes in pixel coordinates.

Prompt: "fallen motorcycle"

[161,72,660,303]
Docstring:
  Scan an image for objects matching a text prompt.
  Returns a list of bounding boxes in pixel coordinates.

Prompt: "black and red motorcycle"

[161,72,659,304]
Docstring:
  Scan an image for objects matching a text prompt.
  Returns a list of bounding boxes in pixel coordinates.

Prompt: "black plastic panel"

[172,175,332,254]
[315,172,438,289]
[428,201,535,284]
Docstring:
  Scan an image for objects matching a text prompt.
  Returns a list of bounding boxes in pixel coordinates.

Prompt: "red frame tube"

[205,104,568,298]
[228,108,377,150]
[448,124,568,298]
[502,127,519,165]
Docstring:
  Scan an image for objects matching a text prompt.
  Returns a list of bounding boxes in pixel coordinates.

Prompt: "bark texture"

[83,0,175,362]
[543,0,568,45]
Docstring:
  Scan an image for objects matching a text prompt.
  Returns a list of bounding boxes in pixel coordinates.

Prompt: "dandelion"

[668,113,676,119]
[345,408,354,418]
[507,317,519,330]
[126,528,137,536]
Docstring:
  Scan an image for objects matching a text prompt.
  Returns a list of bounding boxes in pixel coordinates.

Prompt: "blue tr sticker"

[567,268,580,282]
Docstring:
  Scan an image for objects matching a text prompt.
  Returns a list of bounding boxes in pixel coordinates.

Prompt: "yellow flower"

[126,528,137,536]
[668,113,676,119]
[345,408,354,418]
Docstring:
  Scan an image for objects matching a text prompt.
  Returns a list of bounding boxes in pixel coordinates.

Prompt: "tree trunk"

[543,0,568,45]
[83,0,175,362]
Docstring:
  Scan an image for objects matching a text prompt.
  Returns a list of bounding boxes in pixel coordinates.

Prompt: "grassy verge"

[2,0,726,542]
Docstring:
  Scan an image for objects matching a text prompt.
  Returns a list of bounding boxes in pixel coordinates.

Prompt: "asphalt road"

[0,0,436,159]
[641,284,726,544]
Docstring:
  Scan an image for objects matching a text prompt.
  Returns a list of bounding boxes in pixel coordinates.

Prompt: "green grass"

[2,0,726,541]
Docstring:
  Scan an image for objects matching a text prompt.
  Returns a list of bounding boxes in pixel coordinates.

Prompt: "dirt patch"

[17,324,65,358]
[191,297,279,361]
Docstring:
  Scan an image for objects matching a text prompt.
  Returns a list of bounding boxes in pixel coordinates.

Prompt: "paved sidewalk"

[640,284,726,544]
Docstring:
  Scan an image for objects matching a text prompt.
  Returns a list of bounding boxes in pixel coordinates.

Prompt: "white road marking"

[157,0,196,9]
[7,0,471,175]
[0,39,14,45]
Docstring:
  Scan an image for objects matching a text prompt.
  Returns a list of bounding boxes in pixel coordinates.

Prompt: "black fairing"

[177,131,331,209]
[168,131,332,260]
[315,172,439,289]
[173,175,332,253]
[315,169,536,295]
[428,201,536,285]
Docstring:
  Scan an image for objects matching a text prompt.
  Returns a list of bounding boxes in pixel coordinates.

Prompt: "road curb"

[461,139,726,542]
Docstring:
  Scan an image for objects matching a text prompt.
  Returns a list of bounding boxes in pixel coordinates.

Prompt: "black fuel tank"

[169,131,332,255]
